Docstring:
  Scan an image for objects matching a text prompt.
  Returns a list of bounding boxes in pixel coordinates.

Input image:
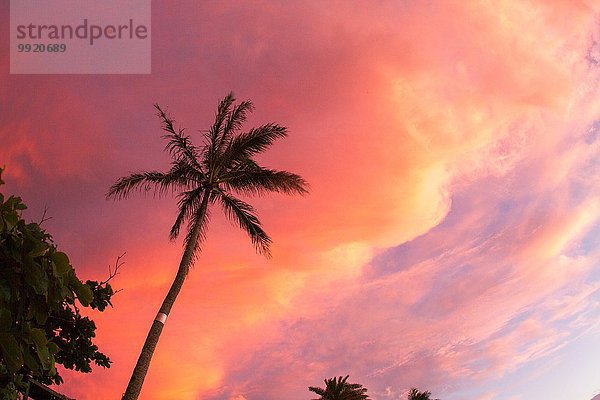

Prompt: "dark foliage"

[0,168,117,398]
[309,375,370,400]
[407,388,439,400]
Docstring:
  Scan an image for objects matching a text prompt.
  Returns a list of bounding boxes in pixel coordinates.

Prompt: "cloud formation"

[1,0,600,399]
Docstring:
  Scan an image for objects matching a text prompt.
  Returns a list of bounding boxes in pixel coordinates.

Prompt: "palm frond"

[204,93,236,170]
[210,92,236,140]
[169,157,206,183]
[154,104,204,173]
[169,187,205,241]
[184,204,211,262]
[106,168,190,200]
[222,166,309,196]
[218,99,254,151]
[309,386,327,397]
[216,191,272,257]
[218,123,288,168]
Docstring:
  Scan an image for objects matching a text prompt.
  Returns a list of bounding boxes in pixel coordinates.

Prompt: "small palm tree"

[309,375,370,400]
[108,93,308,400]
[407,388,438,400]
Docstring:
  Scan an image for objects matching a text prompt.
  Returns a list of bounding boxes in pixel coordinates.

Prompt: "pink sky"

[2,1,600,399]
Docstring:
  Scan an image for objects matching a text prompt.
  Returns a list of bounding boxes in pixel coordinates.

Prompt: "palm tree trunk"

[122,191,211,400]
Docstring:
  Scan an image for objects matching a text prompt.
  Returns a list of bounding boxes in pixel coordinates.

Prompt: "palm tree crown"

[407,388,437,400]
[309,375,370,400]
[108,92,308,260]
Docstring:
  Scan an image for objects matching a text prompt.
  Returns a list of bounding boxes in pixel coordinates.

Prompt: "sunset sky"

[2,1,600,399]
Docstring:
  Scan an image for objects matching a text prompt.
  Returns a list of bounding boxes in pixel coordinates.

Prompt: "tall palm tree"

[108,93,308,400]
[407,388,438,400]
[309,375,370,400]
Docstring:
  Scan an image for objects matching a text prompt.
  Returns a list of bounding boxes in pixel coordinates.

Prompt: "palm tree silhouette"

[108,93,308,400]
[309,375,370,400]
[407,388,438,400]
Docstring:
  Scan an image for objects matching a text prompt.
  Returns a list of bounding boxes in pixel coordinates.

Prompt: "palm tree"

[108,93,308,400]
[407,388,438,400]
[309,375,370,400]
